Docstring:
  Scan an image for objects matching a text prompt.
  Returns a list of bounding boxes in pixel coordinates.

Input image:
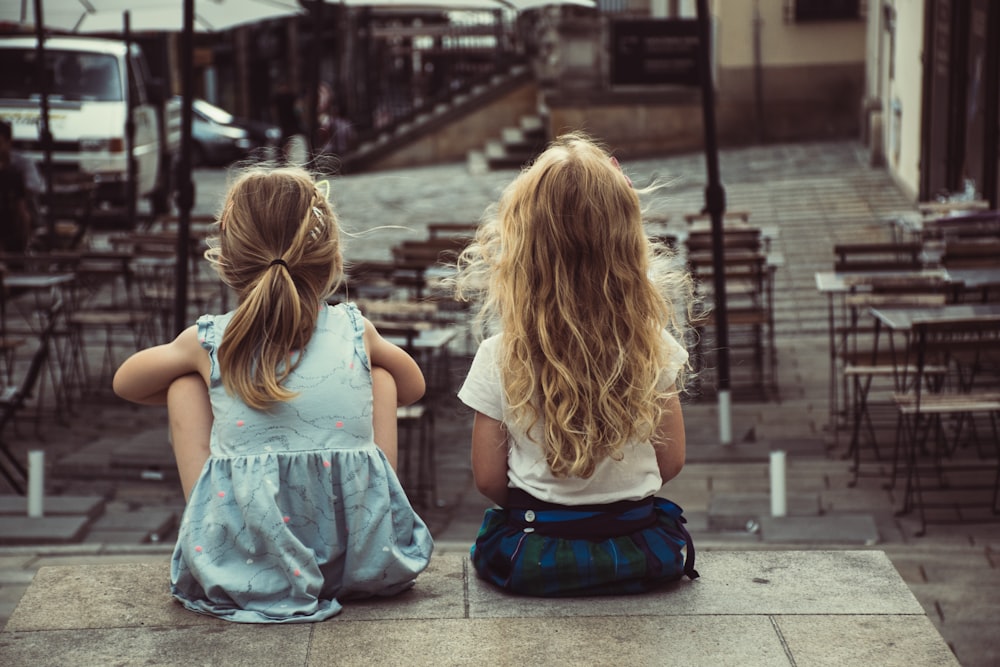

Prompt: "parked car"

[184,97,281,167]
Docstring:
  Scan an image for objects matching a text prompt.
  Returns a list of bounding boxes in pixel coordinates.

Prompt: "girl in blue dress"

[113,166,433,622]
[452,133,699,596]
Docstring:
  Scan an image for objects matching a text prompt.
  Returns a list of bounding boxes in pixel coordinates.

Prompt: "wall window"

[785,0,863,22]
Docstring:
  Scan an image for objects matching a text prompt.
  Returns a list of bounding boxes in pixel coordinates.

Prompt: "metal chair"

[0,298,62,494]
[892,315,1000,535]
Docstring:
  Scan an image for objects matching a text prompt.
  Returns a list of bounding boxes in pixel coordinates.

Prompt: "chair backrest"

[920,210,1000,243]
[686,228,763,254]
[833,242,924,273]
[940,238,1000,268]
[427,222,478,239]
[0,298,62,431]
[911,314,1000,392]
[683,211,751,225]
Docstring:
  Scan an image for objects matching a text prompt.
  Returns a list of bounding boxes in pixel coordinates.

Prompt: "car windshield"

[0,49,122,102]
[193,99,235,125]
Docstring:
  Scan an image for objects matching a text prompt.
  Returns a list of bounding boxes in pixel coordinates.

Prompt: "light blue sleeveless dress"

[170,302,433,623]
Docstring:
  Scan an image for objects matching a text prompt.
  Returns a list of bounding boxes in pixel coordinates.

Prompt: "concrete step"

[0,495,106,546]
[466,149,488,175]
[484,140,533,170]
[0,551,957,666]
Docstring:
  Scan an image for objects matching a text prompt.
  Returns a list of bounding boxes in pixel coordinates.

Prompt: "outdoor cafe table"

[814,268,950,430]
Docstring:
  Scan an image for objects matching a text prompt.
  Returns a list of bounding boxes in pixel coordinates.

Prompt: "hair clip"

[315,179,330,200]
[609,156,633,188]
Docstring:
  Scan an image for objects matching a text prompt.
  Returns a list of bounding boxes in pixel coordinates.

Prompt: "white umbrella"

[4,0,305,33]
[73,0,305,33]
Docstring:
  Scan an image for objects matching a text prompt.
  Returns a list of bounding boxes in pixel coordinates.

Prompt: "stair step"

[467,150,488,175]
[485,139,534,169]
[520,115,544,135]
[485,140,506,160]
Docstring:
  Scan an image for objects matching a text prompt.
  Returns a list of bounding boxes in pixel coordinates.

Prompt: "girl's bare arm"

[653,391,686,484]
[470,411,509,506]
[362,318,426,406]
[113,325,210,405]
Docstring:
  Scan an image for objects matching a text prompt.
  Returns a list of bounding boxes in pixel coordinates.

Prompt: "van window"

[0,49,122,102]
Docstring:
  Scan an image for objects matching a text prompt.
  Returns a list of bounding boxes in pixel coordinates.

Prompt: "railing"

[336,8,525,151]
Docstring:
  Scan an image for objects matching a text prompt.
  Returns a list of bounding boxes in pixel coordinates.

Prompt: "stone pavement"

[0,141,997,666]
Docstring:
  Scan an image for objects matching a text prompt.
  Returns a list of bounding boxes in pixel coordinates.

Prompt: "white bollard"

[770,450,787,517]
[27,450,45,518]
[718,389,732,445]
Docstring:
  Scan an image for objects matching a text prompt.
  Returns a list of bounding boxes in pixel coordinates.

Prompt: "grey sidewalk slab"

[0,551,957,667]
[0,516,91,545]
[0,495,105,518]
[465,551,922,618]
[759,514,880,545]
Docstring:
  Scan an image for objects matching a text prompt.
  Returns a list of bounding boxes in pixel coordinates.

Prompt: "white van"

[0,35,180,217]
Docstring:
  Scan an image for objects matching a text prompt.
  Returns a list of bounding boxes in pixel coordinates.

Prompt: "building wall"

[875,1,924,200]
[865,0,924,200]
[713,0,866,143]
[546,92,703,158]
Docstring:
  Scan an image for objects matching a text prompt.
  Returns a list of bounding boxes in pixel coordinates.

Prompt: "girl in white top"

[453,132,699,597]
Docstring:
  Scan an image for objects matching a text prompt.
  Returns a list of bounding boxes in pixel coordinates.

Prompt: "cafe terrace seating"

[890,313,1000,535]
[820,202,1000,533]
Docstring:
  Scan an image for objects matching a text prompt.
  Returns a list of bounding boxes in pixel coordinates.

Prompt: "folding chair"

[0,298,62,494]
[687,248,776,396]
[840,277,951,484]
[892,315,1000,536]
[376,322,442,509]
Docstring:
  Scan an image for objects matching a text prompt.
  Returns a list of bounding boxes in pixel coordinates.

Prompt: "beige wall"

[716,0,866,68]
[546,98,704,158]
[708,0,866,143]
[879,1,924,200]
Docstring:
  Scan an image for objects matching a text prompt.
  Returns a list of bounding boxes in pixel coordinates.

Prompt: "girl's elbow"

[475,480,508,506]
[397,375,426,406]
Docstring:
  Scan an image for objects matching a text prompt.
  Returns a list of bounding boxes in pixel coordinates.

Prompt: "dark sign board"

[610,19,701,87]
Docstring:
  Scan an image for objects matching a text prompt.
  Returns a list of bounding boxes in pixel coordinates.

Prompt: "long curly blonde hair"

[204,166,343,410]
[453,132,693,478]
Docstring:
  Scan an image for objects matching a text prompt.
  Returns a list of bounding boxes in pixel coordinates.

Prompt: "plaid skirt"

[470,489,699,597]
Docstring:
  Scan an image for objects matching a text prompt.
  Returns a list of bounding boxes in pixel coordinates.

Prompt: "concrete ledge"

[0,551,959,666]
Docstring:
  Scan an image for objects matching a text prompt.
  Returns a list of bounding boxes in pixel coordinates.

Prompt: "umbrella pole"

[32,0,54,244]
[173,0,195,336]
[696,0,731,445]
[124,13,138,229]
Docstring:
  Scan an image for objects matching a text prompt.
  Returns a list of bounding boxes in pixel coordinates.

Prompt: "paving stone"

[82,530,154,545]
[708,492,820,531]
[0,516,90,546]
[758,514,879,545]
[88,509,176,537]
[776,616,960,666]
[0,495,105,518]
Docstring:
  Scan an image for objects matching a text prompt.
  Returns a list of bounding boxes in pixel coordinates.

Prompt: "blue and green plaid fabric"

[470,496,698,597]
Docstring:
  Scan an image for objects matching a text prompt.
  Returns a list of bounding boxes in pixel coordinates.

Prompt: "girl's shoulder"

[196,311,236,351]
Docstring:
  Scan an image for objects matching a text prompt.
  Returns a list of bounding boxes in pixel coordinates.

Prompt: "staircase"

[340,65,539,174]
[467,113,548,174]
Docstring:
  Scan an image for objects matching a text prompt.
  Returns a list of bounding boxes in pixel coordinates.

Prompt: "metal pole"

[173,0,195,336]
[124,12,138,228]
[32,0,53,243]
[695,0,732,444]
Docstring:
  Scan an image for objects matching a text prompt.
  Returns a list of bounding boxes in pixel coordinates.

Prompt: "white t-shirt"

[457,331,688,505]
